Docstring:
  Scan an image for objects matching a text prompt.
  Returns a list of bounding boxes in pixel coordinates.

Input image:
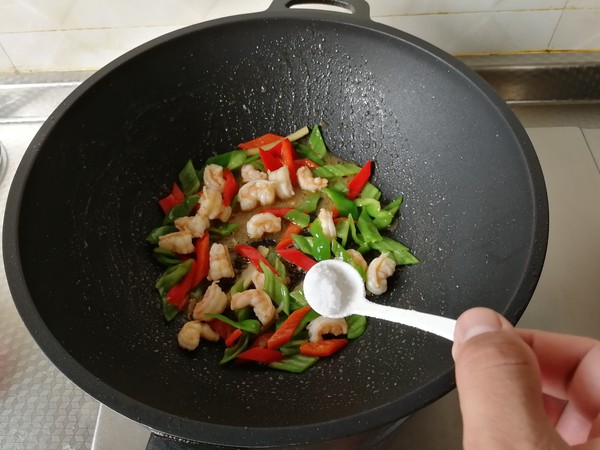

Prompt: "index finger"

[517,329,600,423]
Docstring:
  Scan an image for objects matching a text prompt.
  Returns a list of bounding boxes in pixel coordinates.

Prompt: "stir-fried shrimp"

[346,249,368,273]
[317,208,336,240]
[217,205,232,222]
[246,212,282,239]
[207,243,234,281]
[306,317,348,342]
[241,164,267,182]
[174,214,210,238]
[251,270,265,290]
[203,164,226,192]
[199,186,224,220]
[297,166,328,192]
[230,289,276,326]
[268,166,295,200]
[366,252,396,295]
[238,180,276,211]
[158,230,194,254]
[177,321,219,351]
[193,281,228,321]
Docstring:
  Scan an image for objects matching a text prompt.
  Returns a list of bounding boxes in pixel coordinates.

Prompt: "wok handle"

[267,0,371,20]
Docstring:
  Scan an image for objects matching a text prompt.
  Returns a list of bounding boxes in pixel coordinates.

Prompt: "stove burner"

[92,404,407,449]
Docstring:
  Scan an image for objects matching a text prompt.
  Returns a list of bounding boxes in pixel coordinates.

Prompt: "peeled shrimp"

[297,166,328,192]
[268,166,295,200]
[217,205,232,222]
[237,180,276,211]
[207,243,234,281]
[317,208,336,240]
[241,164,267,182]
[251,270,265,290]
[174,214,210,238]
[199,186,224,220]
[158,230,194,254]
[193,281,228,321]
[307,316,348,342]
[246,212,282,240]
[346,249,368,273]
[230,289,276,326]
[203,164,226,192]
[177,321,219,351]
[366,252,396,295]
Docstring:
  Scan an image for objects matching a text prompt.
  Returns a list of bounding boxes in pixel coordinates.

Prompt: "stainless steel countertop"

[1,70,599,450]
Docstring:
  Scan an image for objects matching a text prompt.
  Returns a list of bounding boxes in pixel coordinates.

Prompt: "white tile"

[0,0,73,33]
[62,0,218,29]
[582,128,600,172]
[373,10,562,55]
[0,44,16,73]
[550,9,600,50]
[204,0,271,21]
[368,0,567,16]
[0,27,179,72]
[520,128,600,338]
[565,0,600,7]
[0,0,221,33]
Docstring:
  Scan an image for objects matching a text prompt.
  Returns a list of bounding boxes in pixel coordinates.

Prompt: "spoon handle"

[354,300,456,341]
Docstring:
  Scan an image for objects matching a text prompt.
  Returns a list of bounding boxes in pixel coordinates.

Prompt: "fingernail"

[452,308,503,359]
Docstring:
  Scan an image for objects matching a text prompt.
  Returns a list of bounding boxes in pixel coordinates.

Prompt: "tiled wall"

[0,0,599,73]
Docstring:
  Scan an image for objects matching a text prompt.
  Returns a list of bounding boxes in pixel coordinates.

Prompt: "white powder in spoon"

[304,260,363,318]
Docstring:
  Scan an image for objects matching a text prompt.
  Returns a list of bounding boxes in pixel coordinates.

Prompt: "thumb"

[452,308,563,450]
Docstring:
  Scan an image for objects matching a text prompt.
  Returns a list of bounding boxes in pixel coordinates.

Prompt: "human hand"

[452,307,600,449]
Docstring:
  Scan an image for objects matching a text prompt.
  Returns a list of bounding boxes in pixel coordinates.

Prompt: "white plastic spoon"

[303,259,456,341]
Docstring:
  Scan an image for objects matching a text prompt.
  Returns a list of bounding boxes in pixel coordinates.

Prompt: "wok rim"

[3,7,548,447]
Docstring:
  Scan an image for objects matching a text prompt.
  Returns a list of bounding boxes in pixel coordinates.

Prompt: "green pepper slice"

[309,219,331,261]
[322,187,359,218]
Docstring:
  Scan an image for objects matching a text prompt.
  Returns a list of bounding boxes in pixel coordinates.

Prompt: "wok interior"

[14,15,544,440]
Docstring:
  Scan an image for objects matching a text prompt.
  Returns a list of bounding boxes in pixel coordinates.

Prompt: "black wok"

[3,0,548,447]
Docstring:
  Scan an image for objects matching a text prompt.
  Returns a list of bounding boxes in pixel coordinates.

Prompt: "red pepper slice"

[210,319,236,342]
[280,139,297,186]
[238,133,283,150]
[225,328,244,347]
[158,183,185,214]
[299,338,349,357]
[276,222,303,251]
[222,168,239,207]
[158,197,176,214]
[268,140,283,158]
[259,207,293,218]
[235,245,279,276]
[258,148,283,171]
[166,260,196,310]
[191,233,210,287]
[166,233,210,310]
[236,347,284,364]
[171,183,185,203]
[267,305,312,349]
[250,332,275,349]
[294,158,320,169]
[277,248,317,271]
[347,160,373,200]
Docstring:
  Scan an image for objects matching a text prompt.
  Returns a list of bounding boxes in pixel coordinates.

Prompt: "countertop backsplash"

[0,0,599,73]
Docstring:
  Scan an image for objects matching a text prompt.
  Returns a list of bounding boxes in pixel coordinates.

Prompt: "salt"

[303,260,365,318]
